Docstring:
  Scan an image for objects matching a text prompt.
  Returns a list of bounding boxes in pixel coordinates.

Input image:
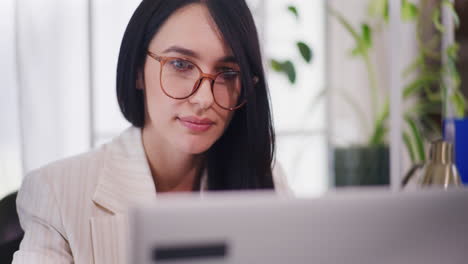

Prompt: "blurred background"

[1,0,467,199]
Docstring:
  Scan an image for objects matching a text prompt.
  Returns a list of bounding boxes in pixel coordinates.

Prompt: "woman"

[13,0,290,263]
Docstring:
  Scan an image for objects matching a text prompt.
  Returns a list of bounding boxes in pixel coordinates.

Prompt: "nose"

[188,77,215,110]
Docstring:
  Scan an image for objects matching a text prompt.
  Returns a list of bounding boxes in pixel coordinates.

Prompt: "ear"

[136,70,145,90]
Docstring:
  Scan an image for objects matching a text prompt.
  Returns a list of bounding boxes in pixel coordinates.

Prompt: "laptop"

[128,188,468,264]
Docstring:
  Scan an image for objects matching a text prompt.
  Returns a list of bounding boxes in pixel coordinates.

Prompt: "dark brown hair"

[116,0,275,190]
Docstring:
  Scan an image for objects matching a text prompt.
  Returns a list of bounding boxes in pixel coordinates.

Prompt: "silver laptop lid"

[129,189,468,264]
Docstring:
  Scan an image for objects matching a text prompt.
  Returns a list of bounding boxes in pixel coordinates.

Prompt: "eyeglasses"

[147,51,249,111]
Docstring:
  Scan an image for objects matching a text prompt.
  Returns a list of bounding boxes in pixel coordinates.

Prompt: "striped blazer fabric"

[12,127,291,264]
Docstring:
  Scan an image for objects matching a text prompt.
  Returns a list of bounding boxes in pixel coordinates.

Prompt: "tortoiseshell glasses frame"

[147,51,254,111]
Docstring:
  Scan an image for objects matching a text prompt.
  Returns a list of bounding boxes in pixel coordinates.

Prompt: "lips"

[178,116,214,132]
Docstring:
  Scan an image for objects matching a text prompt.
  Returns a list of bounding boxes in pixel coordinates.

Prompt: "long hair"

[116,0,275,190]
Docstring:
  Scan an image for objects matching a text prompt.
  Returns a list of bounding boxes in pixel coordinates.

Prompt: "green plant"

[395,0,466,163]
[330,0,468,164]
[328,7,387,147]
[269,5,313,85]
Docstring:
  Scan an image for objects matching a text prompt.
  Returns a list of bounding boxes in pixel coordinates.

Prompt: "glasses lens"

[161,59,199,98]
[213,71,244,109]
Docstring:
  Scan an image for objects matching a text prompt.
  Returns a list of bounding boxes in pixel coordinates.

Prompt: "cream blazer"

[12,127,291,264]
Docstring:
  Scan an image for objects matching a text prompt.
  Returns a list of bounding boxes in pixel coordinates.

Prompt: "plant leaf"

[269,59,296,84]
[297,42,313,63]
[405,116,426,162]
[369,99,389,146]
[362,23,372,47]
[445,45,461,88]
[401,0,419,21]
[403,74,439,99]
[420,116,442,138]
[282,60,296,84]
[287,5,299,20]
[369,125,388,146]
[403,132,416,163]
[368,0,389,22]
[421,84,442,101]
[451,90,467,118]
[446,43,459,61]
[351,46,362,57]
[432,8,444,33]
[329,8,367,58]
[402,54,424,78]
[406,100,442,116]
[442,0,460,28]
[350,23,373,57]
[270,59,282,72]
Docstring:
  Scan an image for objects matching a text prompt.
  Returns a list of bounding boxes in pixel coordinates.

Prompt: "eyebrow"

[162,45,238,64]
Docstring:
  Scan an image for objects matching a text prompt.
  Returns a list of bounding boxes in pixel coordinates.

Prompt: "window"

[0,0,22,198]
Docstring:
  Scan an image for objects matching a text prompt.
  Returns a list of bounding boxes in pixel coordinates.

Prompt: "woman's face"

[142,4,238,154]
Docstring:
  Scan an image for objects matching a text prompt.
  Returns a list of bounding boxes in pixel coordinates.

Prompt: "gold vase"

[403,140,462,189]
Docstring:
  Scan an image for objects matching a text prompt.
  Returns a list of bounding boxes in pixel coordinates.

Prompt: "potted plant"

[329,0,467,186]
[269,1,467,186]
[329,4,390,186]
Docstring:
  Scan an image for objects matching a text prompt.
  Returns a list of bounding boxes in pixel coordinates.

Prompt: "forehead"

[149,4,232,60]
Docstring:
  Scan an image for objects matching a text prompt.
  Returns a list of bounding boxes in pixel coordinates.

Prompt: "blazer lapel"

[90,127,157,264]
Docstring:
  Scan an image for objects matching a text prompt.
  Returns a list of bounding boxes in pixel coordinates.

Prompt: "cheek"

[215,108,235,133]
[144,75,177,124]
[223,111,234,127]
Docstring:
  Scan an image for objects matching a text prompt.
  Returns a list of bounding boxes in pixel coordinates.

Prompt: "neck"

[142,126,203,193]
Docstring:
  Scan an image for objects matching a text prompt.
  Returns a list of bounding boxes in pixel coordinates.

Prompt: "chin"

[177,137,215,155]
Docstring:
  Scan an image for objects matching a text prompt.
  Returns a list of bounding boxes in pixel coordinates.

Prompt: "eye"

[169,59,194,72]
[217,66,237,72]
[218,71,240,81]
